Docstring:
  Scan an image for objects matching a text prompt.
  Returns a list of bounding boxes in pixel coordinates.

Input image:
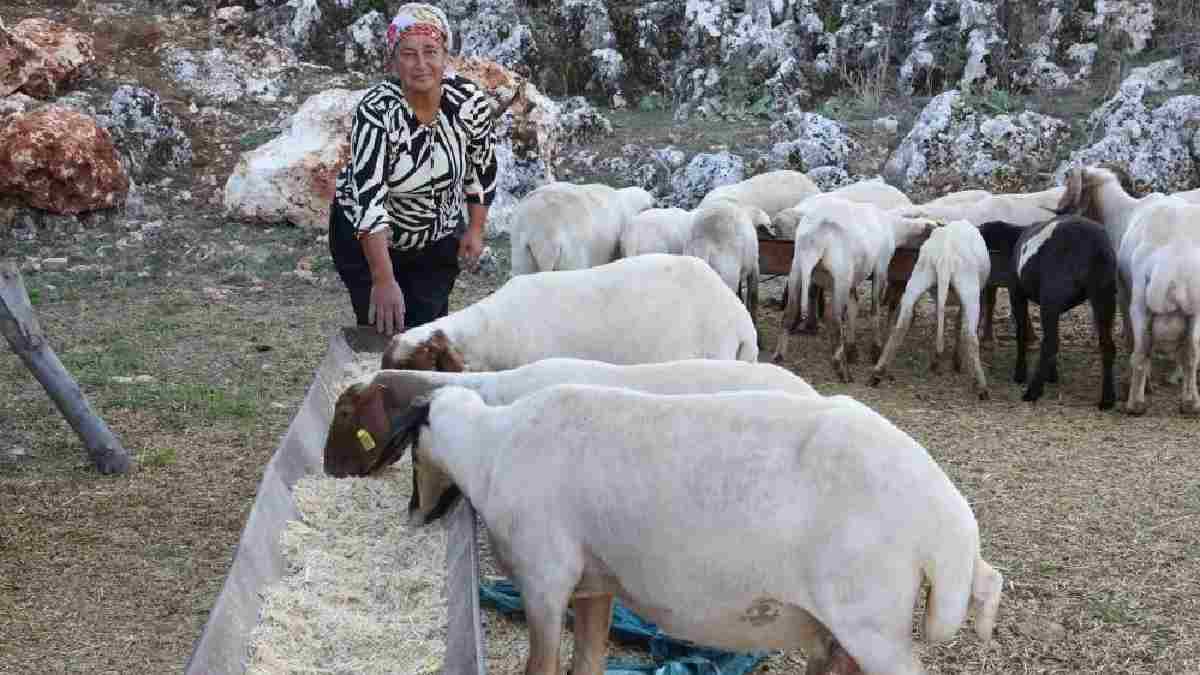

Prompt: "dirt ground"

[2,0,1199,673]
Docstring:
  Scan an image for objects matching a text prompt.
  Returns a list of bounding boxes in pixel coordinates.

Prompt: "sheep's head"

[744,205,778,238]
[895,216,940,247]
[771,208,802,240]
[1055,165,1131,222]
[324,381,392,477]
[619,186,656,220]
[380,329,466,372]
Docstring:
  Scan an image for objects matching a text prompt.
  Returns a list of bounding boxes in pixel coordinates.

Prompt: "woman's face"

[390,33,446,95]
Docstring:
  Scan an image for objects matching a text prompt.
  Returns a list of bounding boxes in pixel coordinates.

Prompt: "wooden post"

[0,261,132,474]
[444,498,486,675]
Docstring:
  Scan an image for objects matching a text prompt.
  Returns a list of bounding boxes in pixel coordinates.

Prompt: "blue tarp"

[479,579,769,675]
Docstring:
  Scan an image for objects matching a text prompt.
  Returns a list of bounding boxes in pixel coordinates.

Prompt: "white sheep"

[698,169,821,217]
[323,357,819,476]
[898,186,1065,227]
[509,181,655,275]
[619,204,775,259]
[772,195,938,382]
[618,207,693,257]
[1172,188,1200,203]
[1114,197,1200,416]
[683,199,764,326]
[870,220,992,399]
[381,253,760,372]
[921,189,992,208]
[399,384,1003,675]
[828,178,913,211]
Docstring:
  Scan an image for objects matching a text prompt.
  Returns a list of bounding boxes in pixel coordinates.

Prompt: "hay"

[245,353,449,674]
[244,462,449,675]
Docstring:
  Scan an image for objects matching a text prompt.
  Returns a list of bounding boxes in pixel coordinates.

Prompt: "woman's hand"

[457,227,484,270]
[369,279,405,336]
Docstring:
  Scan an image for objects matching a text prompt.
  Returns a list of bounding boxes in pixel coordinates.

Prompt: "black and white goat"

[978,216,1118,409]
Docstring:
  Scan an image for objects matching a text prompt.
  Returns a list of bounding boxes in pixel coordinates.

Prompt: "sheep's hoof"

[1098,397,1116,411]
[868,372,884,387]
[1180,401,1200,417]
[1022,388,1041,403]
[929,359,941,374]
[952,358,963,373]
[771,351,785,365]
[1124,400,1148,416]
[978,388,990,401]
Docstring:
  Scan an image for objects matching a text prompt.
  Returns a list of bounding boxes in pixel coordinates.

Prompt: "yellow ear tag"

[356,429,376,451]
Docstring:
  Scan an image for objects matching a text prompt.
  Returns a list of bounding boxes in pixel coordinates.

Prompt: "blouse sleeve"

[349,94,403,239]
[461,90,498,207]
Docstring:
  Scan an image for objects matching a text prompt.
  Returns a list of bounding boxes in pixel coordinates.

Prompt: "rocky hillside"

[2,0,1199,241]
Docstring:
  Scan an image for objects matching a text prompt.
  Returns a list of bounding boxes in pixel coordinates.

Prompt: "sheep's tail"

[935,257,953,357]
[1146,248,1200,316]
[923,549,1003,645]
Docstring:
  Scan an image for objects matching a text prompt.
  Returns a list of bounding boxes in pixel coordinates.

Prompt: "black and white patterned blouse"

[334,75,498,251]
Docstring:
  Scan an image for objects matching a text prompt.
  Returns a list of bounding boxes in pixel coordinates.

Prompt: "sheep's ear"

[1055,168,1082,214]
[429,330,466,373]
[366,398,432,474]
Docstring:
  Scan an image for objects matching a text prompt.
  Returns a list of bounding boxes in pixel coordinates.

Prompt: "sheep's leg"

[793,614,838,675]
[800,285,823,334]
[845,284,860,365]
[1024,304,1060,403]
[773,263,806,363]
[927,287,943,373]
[830,282,852,383]
[871,268,933,387]
[569,594,615,675]
[1124,293,1153,416]
[522,587,568,675]
[1011,288,1031,385]
[746,267,760,336]
[980,285,997,344]
[869,271,888,364]
[1090,283,1117,410]
[1180,316,1200,417]
[958,279,989,400]
[826,624,923,675]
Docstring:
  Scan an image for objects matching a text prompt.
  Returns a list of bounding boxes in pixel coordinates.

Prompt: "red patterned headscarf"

[386,3,452,54]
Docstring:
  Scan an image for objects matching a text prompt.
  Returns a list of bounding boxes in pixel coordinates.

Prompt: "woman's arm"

[459,89,499,265]
[349,93,406,334]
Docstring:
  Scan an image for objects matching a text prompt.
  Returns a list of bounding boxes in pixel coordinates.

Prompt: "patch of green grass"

[137,446,177,468]
[1037,560,1063,576]
[1088,592,1139,625]
[107,382,261,428]
[58,339,146,385]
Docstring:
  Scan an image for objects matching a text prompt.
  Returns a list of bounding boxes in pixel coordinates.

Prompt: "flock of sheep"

[318,163,1200,675]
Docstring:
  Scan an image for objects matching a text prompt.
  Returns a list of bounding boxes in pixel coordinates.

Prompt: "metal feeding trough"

[184,328,487,675]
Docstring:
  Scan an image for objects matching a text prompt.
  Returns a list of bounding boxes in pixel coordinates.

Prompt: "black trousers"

[328,202,461,330]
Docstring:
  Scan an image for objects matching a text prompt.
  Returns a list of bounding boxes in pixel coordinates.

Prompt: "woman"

[329,3,497,336]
